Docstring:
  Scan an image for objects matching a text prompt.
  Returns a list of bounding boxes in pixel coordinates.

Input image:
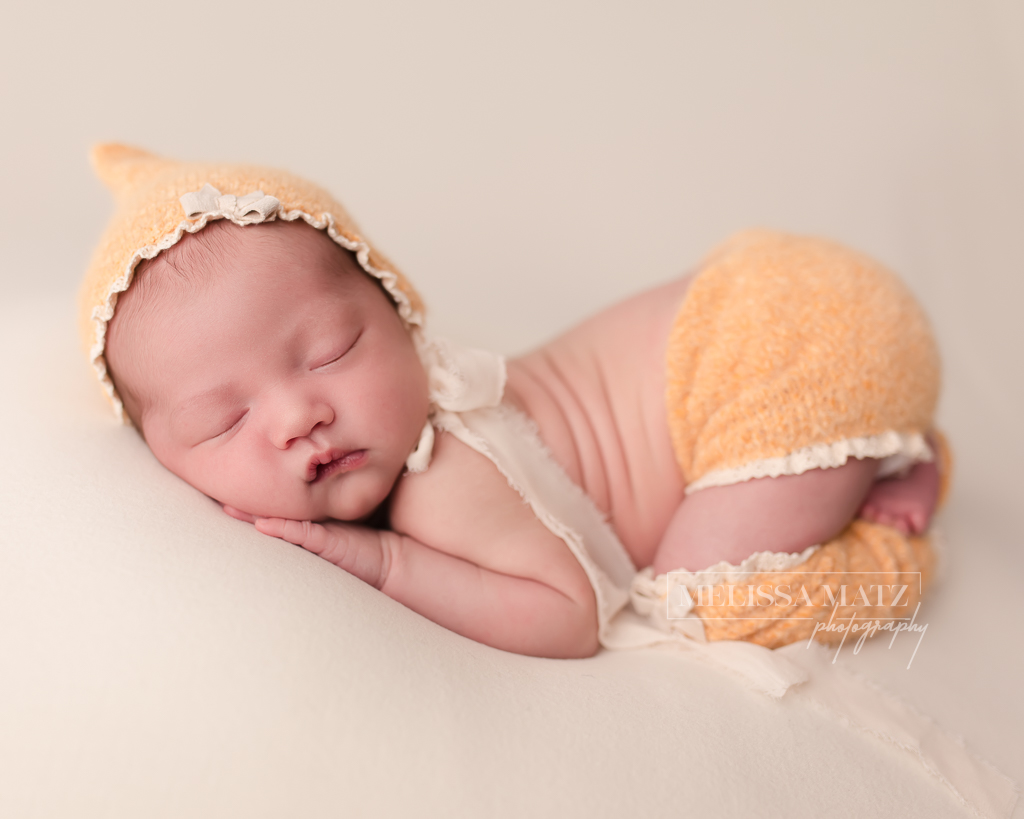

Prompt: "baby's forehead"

[148,219,327,275]
[131,219,362,308]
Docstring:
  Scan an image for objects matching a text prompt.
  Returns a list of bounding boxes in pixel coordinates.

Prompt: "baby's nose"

[271,396,335,448]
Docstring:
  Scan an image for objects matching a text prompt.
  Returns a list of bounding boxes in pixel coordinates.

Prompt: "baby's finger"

[223,505,257,524]
[256,518,359,571]
[255,517,317,546]
[256,517,344,561]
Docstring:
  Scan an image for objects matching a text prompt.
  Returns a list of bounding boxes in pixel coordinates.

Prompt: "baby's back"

[504,272,697,569]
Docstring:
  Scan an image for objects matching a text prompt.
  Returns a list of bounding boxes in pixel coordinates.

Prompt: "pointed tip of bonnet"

[90,143,173,200]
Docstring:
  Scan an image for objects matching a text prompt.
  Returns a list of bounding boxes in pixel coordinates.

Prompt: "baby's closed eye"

[312,335,359,370]
[167,383,249,446]
[210,410,248,440]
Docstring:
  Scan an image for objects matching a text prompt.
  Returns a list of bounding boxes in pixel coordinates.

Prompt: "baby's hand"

[222,505,389,588]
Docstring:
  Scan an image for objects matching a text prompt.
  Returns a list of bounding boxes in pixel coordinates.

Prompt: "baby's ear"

[90,144,173,201]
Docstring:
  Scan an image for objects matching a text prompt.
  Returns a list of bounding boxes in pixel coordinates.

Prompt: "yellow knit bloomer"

[80,145,952,651]
[631,231,952,648]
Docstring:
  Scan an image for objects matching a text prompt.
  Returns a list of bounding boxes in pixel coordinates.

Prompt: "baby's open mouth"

[308,450,367,482]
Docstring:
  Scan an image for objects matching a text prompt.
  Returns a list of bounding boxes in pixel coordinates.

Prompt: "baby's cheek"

[191,449,266,514]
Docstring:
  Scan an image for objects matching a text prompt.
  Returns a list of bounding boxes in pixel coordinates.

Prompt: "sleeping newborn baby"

[82,146,950,658]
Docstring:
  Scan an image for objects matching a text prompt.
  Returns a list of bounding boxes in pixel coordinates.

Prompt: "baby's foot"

[857,458,940,536]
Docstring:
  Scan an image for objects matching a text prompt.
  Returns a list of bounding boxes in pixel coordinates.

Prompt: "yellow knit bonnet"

[79,144,426,422]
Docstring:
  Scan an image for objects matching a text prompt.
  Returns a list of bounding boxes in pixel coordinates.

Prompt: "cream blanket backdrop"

[2,1,1023,818]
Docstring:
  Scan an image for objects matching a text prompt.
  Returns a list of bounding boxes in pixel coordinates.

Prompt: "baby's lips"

[307,447,345,482]
[307,447,361,482]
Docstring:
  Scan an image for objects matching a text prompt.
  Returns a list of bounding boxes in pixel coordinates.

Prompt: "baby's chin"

[324,489,396,527]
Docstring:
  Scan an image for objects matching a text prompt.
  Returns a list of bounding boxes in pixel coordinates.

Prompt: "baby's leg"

[651,458,882,575]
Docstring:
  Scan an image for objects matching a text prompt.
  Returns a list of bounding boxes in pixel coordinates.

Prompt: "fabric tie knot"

[405,334,507,473]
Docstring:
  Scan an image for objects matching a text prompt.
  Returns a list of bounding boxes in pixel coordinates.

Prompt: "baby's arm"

[250,431,599,659]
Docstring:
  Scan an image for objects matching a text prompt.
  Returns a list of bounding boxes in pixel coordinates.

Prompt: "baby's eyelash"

[214,411,247,439]
[314,332,361,370]
[319,351,346,368]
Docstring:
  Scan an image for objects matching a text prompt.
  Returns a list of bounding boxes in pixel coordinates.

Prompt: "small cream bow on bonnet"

[80,145,503,472]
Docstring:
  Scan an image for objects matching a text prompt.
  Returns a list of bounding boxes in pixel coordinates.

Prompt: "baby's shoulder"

[387,428,567,561]
[389,429,503,530]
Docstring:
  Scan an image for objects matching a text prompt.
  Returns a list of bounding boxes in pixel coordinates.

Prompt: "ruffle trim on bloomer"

[684,430,934,494]
[629,544,822,641]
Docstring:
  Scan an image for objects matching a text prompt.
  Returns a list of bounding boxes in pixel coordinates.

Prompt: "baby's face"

[114,221,429,522]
